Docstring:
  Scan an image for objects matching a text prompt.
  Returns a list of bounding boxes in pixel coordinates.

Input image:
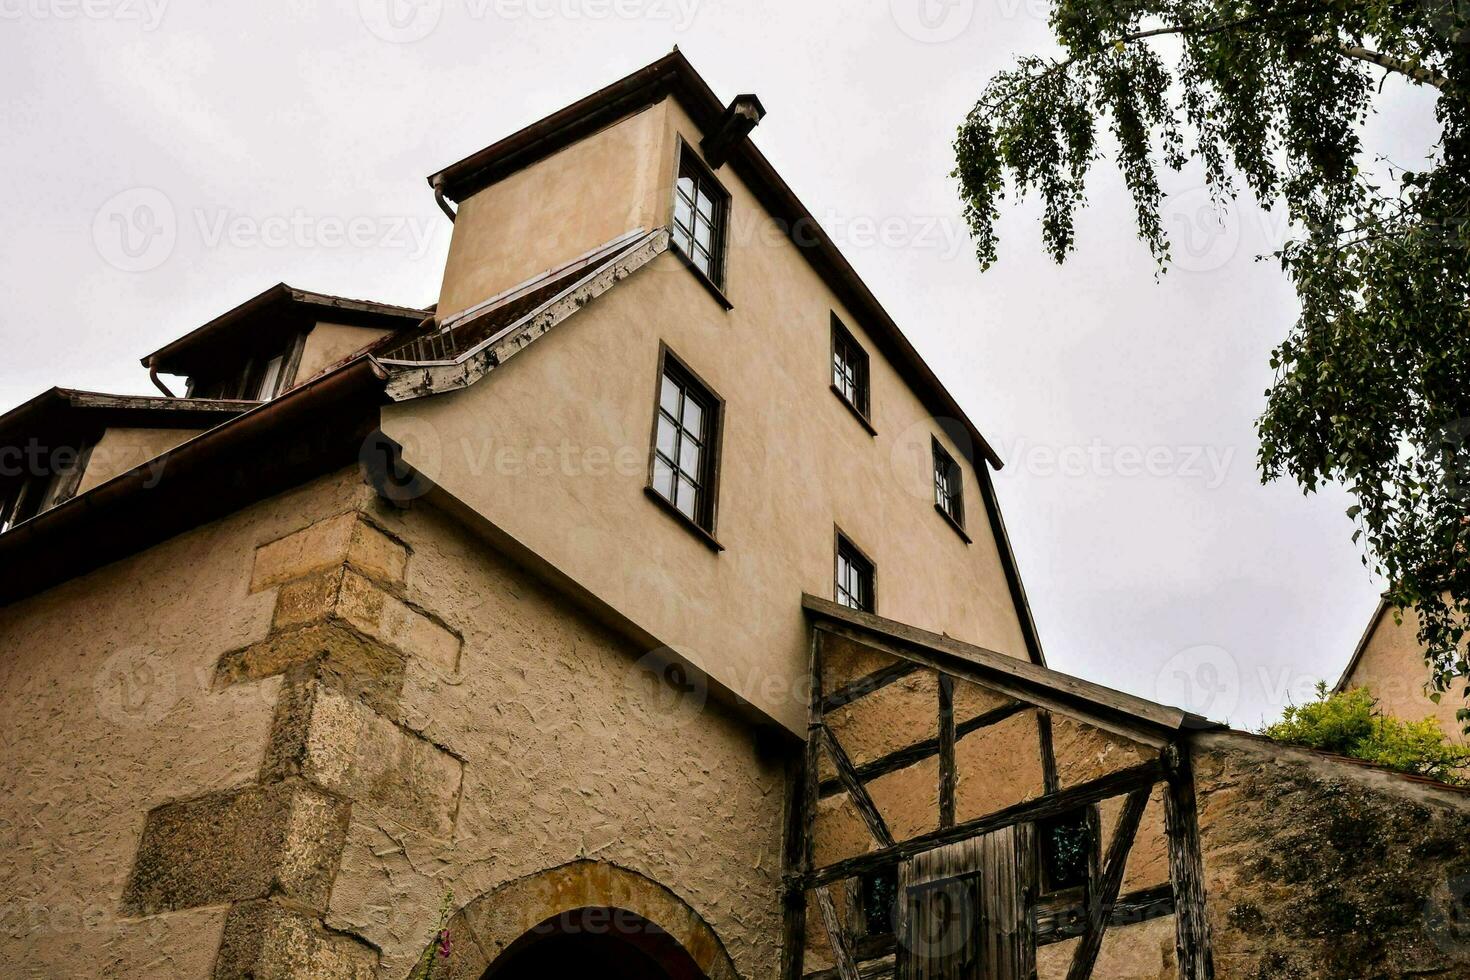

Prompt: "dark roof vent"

[700,94,766,169]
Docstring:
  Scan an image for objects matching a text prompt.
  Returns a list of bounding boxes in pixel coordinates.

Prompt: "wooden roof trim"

[1332,595,1394,693]
[0,387,259,448]
[426,50,1004,471]
[802,593,1216,738]
[142,283,428,373]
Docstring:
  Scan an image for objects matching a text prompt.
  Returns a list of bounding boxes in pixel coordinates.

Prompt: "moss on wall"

[1194,732,1470,979]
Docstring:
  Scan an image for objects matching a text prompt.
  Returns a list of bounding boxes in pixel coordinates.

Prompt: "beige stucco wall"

[401,97,1029,733]
[295,322,393,387]
[77,426,205,495]
[324,492,787,979]
[0,466,785,978]
[1341,604,1469,741]
[437,103,670,318]
[0,470,367,978]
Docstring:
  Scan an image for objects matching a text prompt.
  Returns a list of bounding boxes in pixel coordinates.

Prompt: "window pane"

[678,438,701,477]
[653,456,676,499]
[660,376,682,415]
[656,415,679,458]
[681,396,704,436]
[677,175,696,202]
[676,477,699,518]
[694,217,712,250]
[696,187,716,220]
[672,225,693,257]
[674,194,695,233]
[690,248,711,276]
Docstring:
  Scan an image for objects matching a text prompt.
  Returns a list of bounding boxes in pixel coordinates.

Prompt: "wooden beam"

[811,620,1173,749]
[938,674,956,828]
[795,758,1166,891]
[1038,710,1061,794]
[1035,884,1176,946]
[823,725,896,849]
[817,701,1029,799]
[803,630,825,874]
[814,885,861,980]
[782,750,811,980]
[822,660,920,712]
[1164,746,1216,980]
[1067,788,1150,980]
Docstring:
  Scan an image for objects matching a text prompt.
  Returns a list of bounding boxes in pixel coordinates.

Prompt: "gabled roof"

[803,593,1218,743]
[1333,595,1395,693]
[0,388,257,450]
[428,49,1004,471]
[142,283,428,378]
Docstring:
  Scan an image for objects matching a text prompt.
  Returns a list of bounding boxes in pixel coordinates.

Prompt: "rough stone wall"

[1193,731,1470,979]
[321,493,787,979]
[0,469,369,978]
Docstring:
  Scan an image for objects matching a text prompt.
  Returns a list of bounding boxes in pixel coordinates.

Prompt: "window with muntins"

[933,439,965,529]
[672,151,728,288]
[836,533,875,612]
[650,356,719,532]
[831,316,870,419]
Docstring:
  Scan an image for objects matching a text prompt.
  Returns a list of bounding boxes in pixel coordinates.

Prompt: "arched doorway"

[482,908,707,980]
[421,860,741,980]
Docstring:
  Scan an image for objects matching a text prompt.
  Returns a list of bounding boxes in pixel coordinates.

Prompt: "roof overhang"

[802,593,1218,746]
[0,360,387,607]
[427,49,1004,471]
[0,388,259,452]
[142,283,428,379]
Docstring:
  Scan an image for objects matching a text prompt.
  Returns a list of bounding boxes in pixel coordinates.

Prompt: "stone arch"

[426,860,742,980]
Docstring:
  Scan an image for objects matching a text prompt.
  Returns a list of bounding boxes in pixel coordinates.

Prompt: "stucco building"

[1335,600,1470,742]
[2,52,1468,980]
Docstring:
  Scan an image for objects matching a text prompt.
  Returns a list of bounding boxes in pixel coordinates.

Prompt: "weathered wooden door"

[898,825,1036,980]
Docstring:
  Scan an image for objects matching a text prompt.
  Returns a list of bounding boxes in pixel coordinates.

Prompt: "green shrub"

[1262,684,1470,786]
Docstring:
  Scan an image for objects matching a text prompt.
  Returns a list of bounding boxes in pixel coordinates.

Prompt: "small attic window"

[187,334,302,401]
[0,444,92,533]
[671,142,730,293]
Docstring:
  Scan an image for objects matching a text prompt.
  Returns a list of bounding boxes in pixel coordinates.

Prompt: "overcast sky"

[1,1,1444,727]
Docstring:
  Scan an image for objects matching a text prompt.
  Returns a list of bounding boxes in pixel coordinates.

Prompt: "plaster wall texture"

[321,495,788,980]
[77,426,205,494]
[296,322,394,387]
[1342,604,1469,742]
[0,468,371,978]
[394,98,1029,733]
[436,101,669,318]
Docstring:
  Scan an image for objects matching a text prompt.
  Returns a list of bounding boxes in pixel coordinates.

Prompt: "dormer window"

[671,143,730,293]
[0,444,90,533]
[187,333,301,401]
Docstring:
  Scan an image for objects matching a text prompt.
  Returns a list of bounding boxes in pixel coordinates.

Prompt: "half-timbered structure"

[789,598,1214,980]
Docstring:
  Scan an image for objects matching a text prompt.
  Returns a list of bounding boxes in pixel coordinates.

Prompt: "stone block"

[251,513,407,593]
[264,682,462,837]
[122,782,350,916]
[214,901,378,979]
[215,622,407,714]
[336,569,462,672]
